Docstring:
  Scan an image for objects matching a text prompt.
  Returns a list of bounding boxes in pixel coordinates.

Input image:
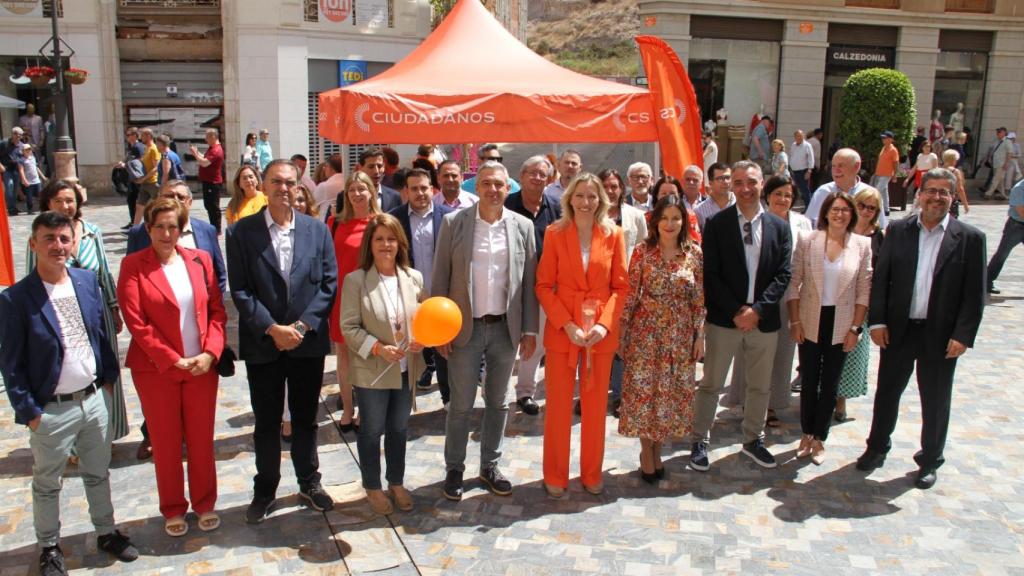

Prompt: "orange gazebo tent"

[317,0,659,144]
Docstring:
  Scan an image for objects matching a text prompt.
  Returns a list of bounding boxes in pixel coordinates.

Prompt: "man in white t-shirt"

[0,212,139,575]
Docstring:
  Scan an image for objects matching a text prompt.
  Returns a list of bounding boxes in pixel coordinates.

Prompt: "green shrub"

[839,68,916,171]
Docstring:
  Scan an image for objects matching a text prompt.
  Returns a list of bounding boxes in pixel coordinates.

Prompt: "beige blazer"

[619,203,648,264]
[786,230,872,345]
[340,266,425,398]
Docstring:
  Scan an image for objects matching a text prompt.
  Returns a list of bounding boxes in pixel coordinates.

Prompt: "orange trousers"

[543,351,614,488]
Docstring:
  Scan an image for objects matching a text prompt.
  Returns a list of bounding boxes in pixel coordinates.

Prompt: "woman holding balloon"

[339,213,427,515]
[535,173,629,498]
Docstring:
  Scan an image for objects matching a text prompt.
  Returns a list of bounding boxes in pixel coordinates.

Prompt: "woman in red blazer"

[117,198,226,537]
[536,173,629,498]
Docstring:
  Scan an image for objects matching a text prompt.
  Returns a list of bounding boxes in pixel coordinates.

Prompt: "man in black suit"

[358,147,402,212]
[691,160,792,471]
[857,168,986,489]
[226,159,338,522]
[388,168,453,402]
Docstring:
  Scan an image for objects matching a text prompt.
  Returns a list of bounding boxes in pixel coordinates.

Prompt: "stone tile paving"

[1,196,1022,575]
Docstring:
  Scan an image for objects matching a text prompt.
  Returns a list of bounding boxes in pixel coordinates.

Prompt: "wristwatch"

[292,321,308,337]
[849,325,863,335]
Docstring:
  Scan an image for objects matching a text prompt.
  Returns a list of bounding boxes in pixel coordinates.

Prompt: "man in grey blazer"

[432,160,539,501]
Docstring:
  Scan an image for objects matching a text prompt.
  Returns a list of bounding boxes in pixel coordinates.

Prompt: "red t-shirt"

[198,142,224,184]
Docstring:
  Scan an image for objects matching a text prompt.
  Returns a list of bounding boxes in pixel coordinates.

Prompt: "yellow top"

[226,192,268,224]
[142,143,160,184]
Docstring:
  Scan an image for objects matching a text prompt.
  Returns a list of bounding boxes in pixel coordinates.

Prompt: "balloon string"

[366,343,408,388]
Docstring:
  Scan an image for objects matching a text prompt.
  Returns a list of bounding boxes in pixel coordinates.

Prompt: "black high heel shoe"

[641,469,659,484]
[654,467,665,479]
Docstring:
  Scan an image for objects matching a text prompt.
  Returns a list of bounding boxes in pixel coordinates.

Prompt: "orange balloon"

[412,297,463,347]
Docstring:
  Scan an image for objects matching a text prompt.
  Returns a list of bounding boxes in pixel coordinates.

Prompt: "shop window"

[945,0,994,12]
[845,0,900,7]
[933,51,988,174]
[688,60,726,128]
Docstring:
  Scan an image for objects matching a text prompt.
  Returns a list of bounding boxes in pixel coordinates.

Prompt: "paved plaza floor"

[1,194,1022,575]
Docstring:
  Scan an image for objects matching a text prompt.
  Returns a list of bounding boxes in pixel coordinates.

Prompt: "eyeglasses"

[523,170,548,179]
[743,221,753,245]
[829,206,852,215]
[856,202,879,213]
[712,175,730,182]
[482,156,503,163]
[919,187,952,198]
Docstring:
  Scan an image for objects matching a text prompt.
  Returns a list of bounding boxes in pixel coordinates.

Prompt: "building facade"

[0,0,439,190]
[639,0,1024,170]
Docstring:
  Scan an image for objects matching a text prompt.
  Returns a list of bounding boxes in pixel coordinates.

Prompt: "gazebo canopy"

[317,0,657,144]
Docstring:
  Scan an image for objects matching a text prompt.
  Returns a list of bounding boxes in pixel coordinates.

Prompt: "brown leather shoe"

[136,437,152,461]
[388,485,414,512]
[366,489,394,515]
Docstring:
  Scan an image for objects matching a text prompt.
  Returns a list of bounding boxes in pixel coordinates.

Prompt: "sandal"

[366,489,394,515]
[765,411,781,427]
[197,511,220,532]
[388,485,415,511]
[165,516,188,537]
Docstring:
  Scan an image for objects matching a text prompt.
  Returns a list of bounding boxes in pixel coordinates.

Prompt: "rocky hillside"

[527,0,640,77]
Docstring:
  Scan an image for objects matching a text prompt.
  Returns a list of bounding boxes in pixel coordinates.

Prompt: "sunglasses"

[856,202,879,213]
[743,221,753,245]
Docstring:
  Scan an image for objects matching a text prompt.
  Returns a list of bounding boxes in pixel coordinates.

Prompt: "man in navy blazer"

[388,168,454,398]
[226,159,338,523]
[0,212,138,574]
[357,147,402,212]
[126,180,226,293]
[691,160,792,471]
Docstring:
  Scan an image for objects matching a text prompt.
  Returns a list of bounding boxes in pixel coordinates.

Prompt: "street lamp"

[38,1,77,181]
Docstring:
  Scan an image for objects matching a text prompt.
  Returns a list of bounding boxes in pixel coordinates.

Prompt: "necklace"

[381,274,405,345]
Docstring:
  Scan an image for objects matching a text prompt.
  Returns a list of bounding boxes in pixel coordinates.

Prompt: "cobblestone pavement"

[1,195,1022,575]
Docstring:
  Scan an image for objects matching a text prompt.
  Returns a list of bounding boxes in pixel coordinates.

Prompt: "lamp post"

[38,2,77,182]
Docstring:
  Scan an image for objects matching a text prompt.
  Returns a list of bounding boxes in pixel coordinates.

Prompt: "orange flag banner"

[0,178,14,287]
[635,35,705,180]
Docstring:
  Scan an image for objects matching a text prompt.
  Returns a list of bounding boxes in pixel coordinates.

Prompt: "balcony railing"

[945,0,994,12]
[845,0,900,8]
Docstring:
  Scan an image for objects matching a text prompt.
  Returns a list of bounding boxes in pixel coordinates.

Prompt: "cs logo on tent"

[612,105,650,133]
[354,104,371,132]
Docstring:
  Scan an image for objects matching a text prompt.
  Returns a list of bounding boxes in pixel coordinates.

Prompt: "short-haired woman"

[118,198,226,536]
[340,213,424,515]
[536,173,629,497]
[787,191,872,464]
[619,194,704,483]
[770,139,789,177]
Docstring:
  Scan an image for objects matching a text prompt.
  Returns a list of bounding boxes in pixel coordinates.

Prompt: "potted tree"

[24,66,55,87]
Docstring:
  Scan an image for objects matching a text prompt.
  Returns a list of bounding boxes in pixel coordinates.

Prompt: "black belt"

[475,314,507,324]
[48,381,99,405]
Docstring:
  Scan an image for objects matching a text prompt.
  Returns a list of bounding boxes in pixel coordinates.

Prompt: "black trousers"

[202,182,224,233]
[866,321,957,470]
[797,306,846,441]
[423,347,450,404]
[247,354,325,497]
[127,182,140,223]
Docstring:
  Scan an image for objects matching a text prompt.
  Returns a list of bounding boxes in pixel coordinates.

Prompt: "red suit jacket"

[118,245,226,375]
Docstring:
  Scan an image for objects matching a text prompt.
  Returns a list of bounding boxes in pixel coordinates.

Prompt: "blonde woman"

[770,139,789,177]
[536,173,629,497]
[224,164,266,225]
[941,149,969,218]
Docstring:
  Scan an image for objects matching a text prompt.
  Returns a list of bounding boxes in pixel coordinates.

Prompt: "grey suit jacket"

[431,204,539,347]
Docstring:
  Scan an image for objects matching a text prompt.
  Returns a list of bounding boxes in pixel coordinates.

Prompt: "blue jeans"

[793,169,812,208]
[355,373,412,490]
[2,170,18,214]
[23,182,41,212]
[987,217,1024,287]
[444,318,516,472]
[872,175,892,215]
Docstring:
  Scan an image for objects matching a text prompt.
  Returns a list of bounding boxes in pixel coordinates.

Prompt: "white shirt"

[909,214,949,320]
[789,140,815,171]
[703,140,718,170]
[313,173,346,217]
[737,205,765,304]
[629,191,653,213]
[471,206,510,317]
[821,253,843,307]
[162,256,202,357]
[379,274,408,373]
[408,205,435,294]
[44,278,97,394]
[433,189,478,211]
[178,220,197,250]
[809,137,822,170]
[264,208,296,295]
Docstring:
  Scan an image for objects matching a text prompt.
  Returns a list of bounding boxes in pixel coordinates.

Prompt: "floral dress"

[618,242,704,441]
[837,228,884,399]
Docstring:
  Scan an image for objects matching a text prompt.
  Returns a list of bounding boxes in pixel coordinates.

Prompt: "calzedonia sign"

[827,46,894,69]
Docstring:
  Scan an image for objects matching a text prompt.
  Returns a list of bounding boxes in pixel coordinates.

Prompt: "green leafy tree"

[839,68,916,172]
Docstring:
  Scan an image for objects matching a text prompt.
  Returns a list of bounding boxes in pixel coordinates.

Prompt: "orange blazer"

[118,245,227,375]
[535,221,629,355]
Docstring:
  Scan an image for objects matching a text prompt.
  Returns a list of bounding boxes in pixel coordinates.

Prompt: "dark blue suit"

[379,185,402,213]
[389,202,453,397]
[226,208,337,497]
[126,217,226,293]
[0,268,118,425]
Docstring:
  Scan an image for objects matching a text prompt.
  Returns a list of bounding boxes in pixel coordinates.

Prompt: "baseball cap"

[880,130,894,139]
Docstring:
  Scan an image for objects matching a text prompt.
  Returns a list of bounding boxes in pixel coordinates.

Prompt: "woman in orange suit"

[117,198,226,538]
[536,173,629,498]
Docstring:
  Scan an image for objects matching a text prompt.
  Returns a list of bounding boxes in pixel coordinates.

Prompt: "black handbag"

[216,345,236,377]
